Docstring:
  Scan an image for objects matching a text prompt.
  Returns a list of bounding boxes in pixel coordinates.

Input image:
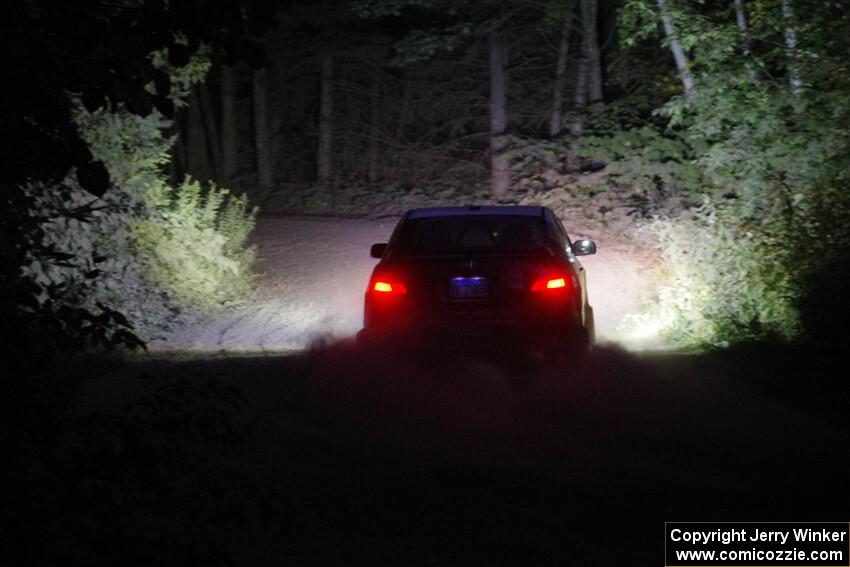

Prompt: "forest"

[3,0,850,363]
[175,0,850,351]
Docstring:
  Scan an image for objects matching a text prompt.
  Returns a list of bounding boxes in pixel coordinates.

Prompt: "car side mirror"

[573,239,596,256]
[370,243,387,259]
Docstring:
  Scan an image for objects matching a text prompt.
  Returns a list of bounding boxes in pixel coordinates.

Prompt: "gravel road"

[155,214,665,352]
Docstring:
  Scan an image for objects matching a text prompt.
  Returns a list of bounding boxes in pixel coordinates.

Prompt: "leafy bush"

[609,0,850,350]
[636,92,850,348]
[2,187,146,363]
[133,178,257,310]
[575,126,703,214]
[644,161,850,350]
[19,45,258,343]
[495,124,702,237]
[21,178,184,342]
[640,198,800,348]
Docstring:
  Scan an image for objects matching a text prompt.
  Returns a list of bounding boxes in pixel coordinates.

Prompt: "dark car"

[361,206,596,358]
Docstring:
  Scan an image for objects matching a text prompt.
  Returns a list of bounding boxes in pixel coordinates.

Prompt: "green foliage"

[74,104,171,205]
[149,40,213,108]
[134,179,257,309]
[351,0,442,18]
[0,2,280,368]
[644,158,850,349]
[540,0,576,30]
[390,23,475,66]
[23,46,258,342]
[22,178,185,340]
[576,126,704,214]
[501,120,702,230]
[618,0,665,48]
[641,198,800,348]
[2,187,146,362]
[619,0,740,76]
[616,0,850,349]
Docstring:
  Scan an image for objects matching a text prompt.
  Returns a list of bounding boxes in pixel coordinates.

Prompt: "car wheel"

[538,327,590,367]
[585,305,596,345]
[568,327,591,362]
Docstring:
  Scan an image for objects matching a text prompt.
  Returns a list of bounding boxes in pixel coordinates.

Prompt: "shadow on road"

[4,339,848,565]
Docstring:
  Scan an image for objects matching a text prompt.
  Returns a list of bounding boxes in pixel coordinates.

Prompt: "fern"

[27,46,258,341]
[132,177,257,310]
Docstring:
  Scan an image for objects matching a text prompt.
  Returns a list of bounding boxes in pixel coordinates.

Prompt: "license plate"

[449,276,490,299]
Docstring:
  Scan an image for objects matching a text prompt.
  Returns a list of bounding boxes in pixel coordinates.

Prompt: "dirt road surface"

[155,214,665,352]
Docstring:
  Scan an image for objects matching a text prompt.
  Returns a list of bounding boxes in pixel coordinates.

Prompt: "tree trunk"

[396,78,410,141]
[488,29,510,199]
[318,50,334,183]
[187,87,210,181]
[171,107,188,184]
[782,0,803,95]
[733,0,752,57]
[656,0,695,97]
[549,8,573,137]
[582,0,603,110]
[733,0,757,82]
[252,66,274,187]
[368,66,381,184]
[199,81,222,178]
[221,63,238,181]
[570,37,589,138]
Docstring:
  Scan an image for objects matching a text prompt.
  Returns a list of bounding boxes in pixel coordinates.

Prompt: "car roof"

[406,206,547,219]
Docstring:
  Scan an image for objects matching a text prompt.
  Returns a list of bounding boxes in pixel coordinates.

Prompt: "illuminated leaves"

[132,178,257,310]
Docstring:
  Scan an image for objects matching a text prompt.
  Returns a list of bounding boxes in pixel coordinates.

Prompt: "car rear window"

[394,215,549,255]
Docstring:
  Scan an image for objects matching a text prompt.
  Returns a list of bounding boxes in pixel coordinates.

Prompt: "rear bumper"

[364,295,584,347]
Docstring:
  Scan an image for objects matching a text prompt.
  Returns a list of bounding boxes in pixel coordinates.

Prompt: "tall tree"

[368,65,381,183]
[221,64,239,180]
[733,0,752,58]
[188,87,212,180]
[656,0,694,97]
[582,0,603,109]
[571,0,603,140]
[252,66,274,187]
[318,50,334,183]
[549,6,574,137]
[570,22,589,138]
[199,81,223,176]
[352,0,559,195]
[733,0,757,82]
[781,0,803,95]
[489,28,510,198]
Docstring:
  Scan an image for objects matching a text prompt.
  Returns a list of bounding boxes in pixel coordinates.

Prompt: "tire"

[585,305,596,345]
[539,326,590,366]
[355,328,368,343]
[568,327,591,363]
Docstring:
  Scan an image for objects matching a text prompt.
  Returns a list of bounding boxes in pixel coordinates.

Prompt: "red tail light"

[531,276,569,292]
[372,280,407,294]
